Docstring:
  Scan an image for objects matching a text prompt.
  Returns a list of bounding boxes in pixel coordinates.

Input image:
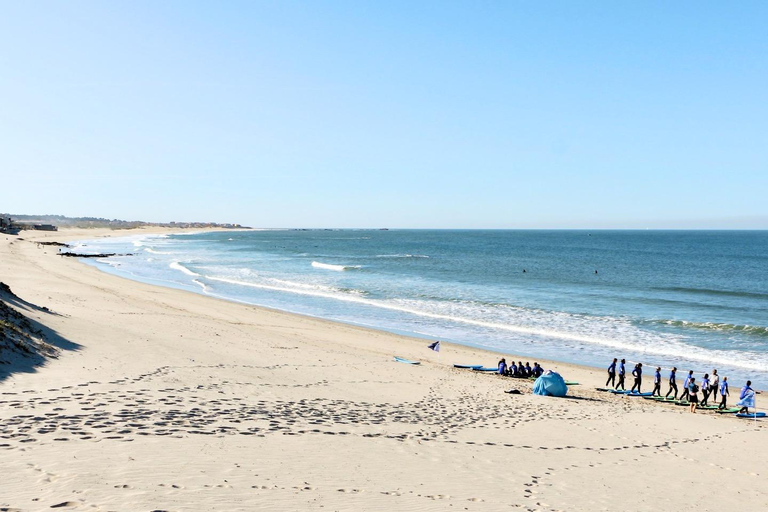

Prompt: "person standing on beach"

[652,367,662,396]
[688,377,699,413]
[666,367,678,399]
[738,381,754,414]
[680,370,694,402]
[700,374,711,406]
[616,359,626,390]
[718,377,729,410]
[710,369,719,406]
[630,363,643,393]
[606,358,617,387]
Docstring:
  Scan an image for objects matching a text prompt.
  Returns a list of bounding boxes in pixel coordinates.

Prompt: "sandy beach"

[1,228,765,512]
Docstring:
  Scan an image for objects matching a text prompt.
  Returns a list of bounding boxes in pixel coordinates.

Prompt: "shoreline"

[1,227,765,511]
[65,228,766,389]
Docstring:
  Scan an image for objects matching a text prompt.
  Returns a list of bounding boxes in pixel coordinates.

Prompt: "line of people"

[606,358,756,414]
[498,358,544,379]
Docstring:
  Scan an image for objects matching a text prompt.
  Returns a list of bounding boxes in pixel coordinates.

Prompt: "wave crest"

[311,261,361,271]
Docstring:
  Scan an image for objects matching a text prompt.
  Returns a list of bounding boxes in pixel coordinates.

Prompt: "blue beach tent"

[532,371,568,397]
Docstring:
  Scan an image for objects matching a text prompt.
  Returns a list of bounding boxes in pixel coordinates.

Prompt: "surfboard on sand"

[736,412,765,419]
[393,356,420,365]
[454,364,483,369]
[473,367,499,372]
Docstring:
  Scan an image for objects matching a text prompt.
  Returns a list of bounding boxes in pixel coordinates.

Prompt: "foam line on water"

[204,275,768,372]
[311,261,361,271]
[170,261,201,277]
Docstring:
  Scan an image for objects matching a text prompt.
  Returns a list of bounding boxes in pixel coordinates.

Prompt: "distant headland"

[0,213,249,233]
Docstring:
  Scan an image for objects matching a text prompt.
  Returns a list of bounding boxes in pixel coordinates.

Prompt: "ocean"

[74,230,768,385]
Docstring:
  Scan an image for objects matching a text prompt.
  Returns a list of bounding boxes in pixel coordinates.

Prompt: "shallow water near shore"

[75,230,768,385]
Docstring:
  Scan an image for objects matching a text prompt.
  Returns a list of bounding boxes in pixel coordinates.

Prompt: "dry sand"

[1,228,765,511]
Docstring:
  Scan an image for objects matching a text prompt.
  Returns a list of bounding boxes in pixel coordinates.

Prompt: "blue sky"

[1,1,766,228]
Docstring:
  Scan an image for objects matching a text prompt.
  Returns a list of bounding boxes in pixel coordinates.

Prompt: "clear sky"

[1,1,766,228]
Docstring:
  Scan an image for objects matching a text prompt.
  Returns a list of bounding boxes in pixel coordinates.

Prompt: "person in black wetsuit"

[738,381,754,414]
[630,363,643,393]
[606,358,617,387]
[615,359,626,390]
[718,377,729,410]
[679,370,694,402]
[700,373,711,406]
[665,367,678,399]
[651,367,661,396]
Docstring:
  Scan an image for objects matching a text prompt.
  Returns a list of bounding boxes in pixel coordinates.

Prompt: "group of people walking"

[606,358,756,414]
[498,358,544,379]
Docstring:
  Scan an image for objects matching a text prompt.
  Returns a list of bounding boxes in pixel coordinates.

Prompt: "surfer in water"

[606,358,617,387]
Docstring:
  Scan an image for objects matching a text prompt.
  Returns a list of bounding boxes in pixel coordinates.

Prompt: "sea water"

[74,230,768,385]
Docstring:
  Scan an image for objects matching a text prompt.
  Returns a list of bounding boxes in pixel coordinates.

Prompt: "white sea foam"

[311,261,361,271]
[202,274,768,372]
[375,254,430,259]
[144,248,173,255]
[170,261,201,277]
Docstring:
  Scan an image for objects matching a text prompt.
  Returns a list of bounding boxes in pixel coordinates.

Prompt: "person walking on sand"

[666,367,678,399]
[680,370,694,402]
[616,359,626,390]
[688,377,699,413]
[700,374,711,406]
[652,367,662,396]
[630,363,643,393]
[606,358,617,387]
[718,377,729,410]
[738,381,754,414]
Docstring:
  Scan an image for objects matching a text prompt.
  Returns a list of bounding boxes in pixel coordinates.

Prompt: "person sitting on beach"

[615,359,626,391]
[630,363,643,393]
[718,377,729,410]
[533,362,544,378]
[688,378,699,413]
[652,367,661,396]
[498,358,507,376]
[524,362,533,377]
[509,361,518,377]
[738,381,754,414]
[680,370,694,402]
[606,358,617,387]
[665,367,678,399]
[516,361,524,377]
[700,373,711,406]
